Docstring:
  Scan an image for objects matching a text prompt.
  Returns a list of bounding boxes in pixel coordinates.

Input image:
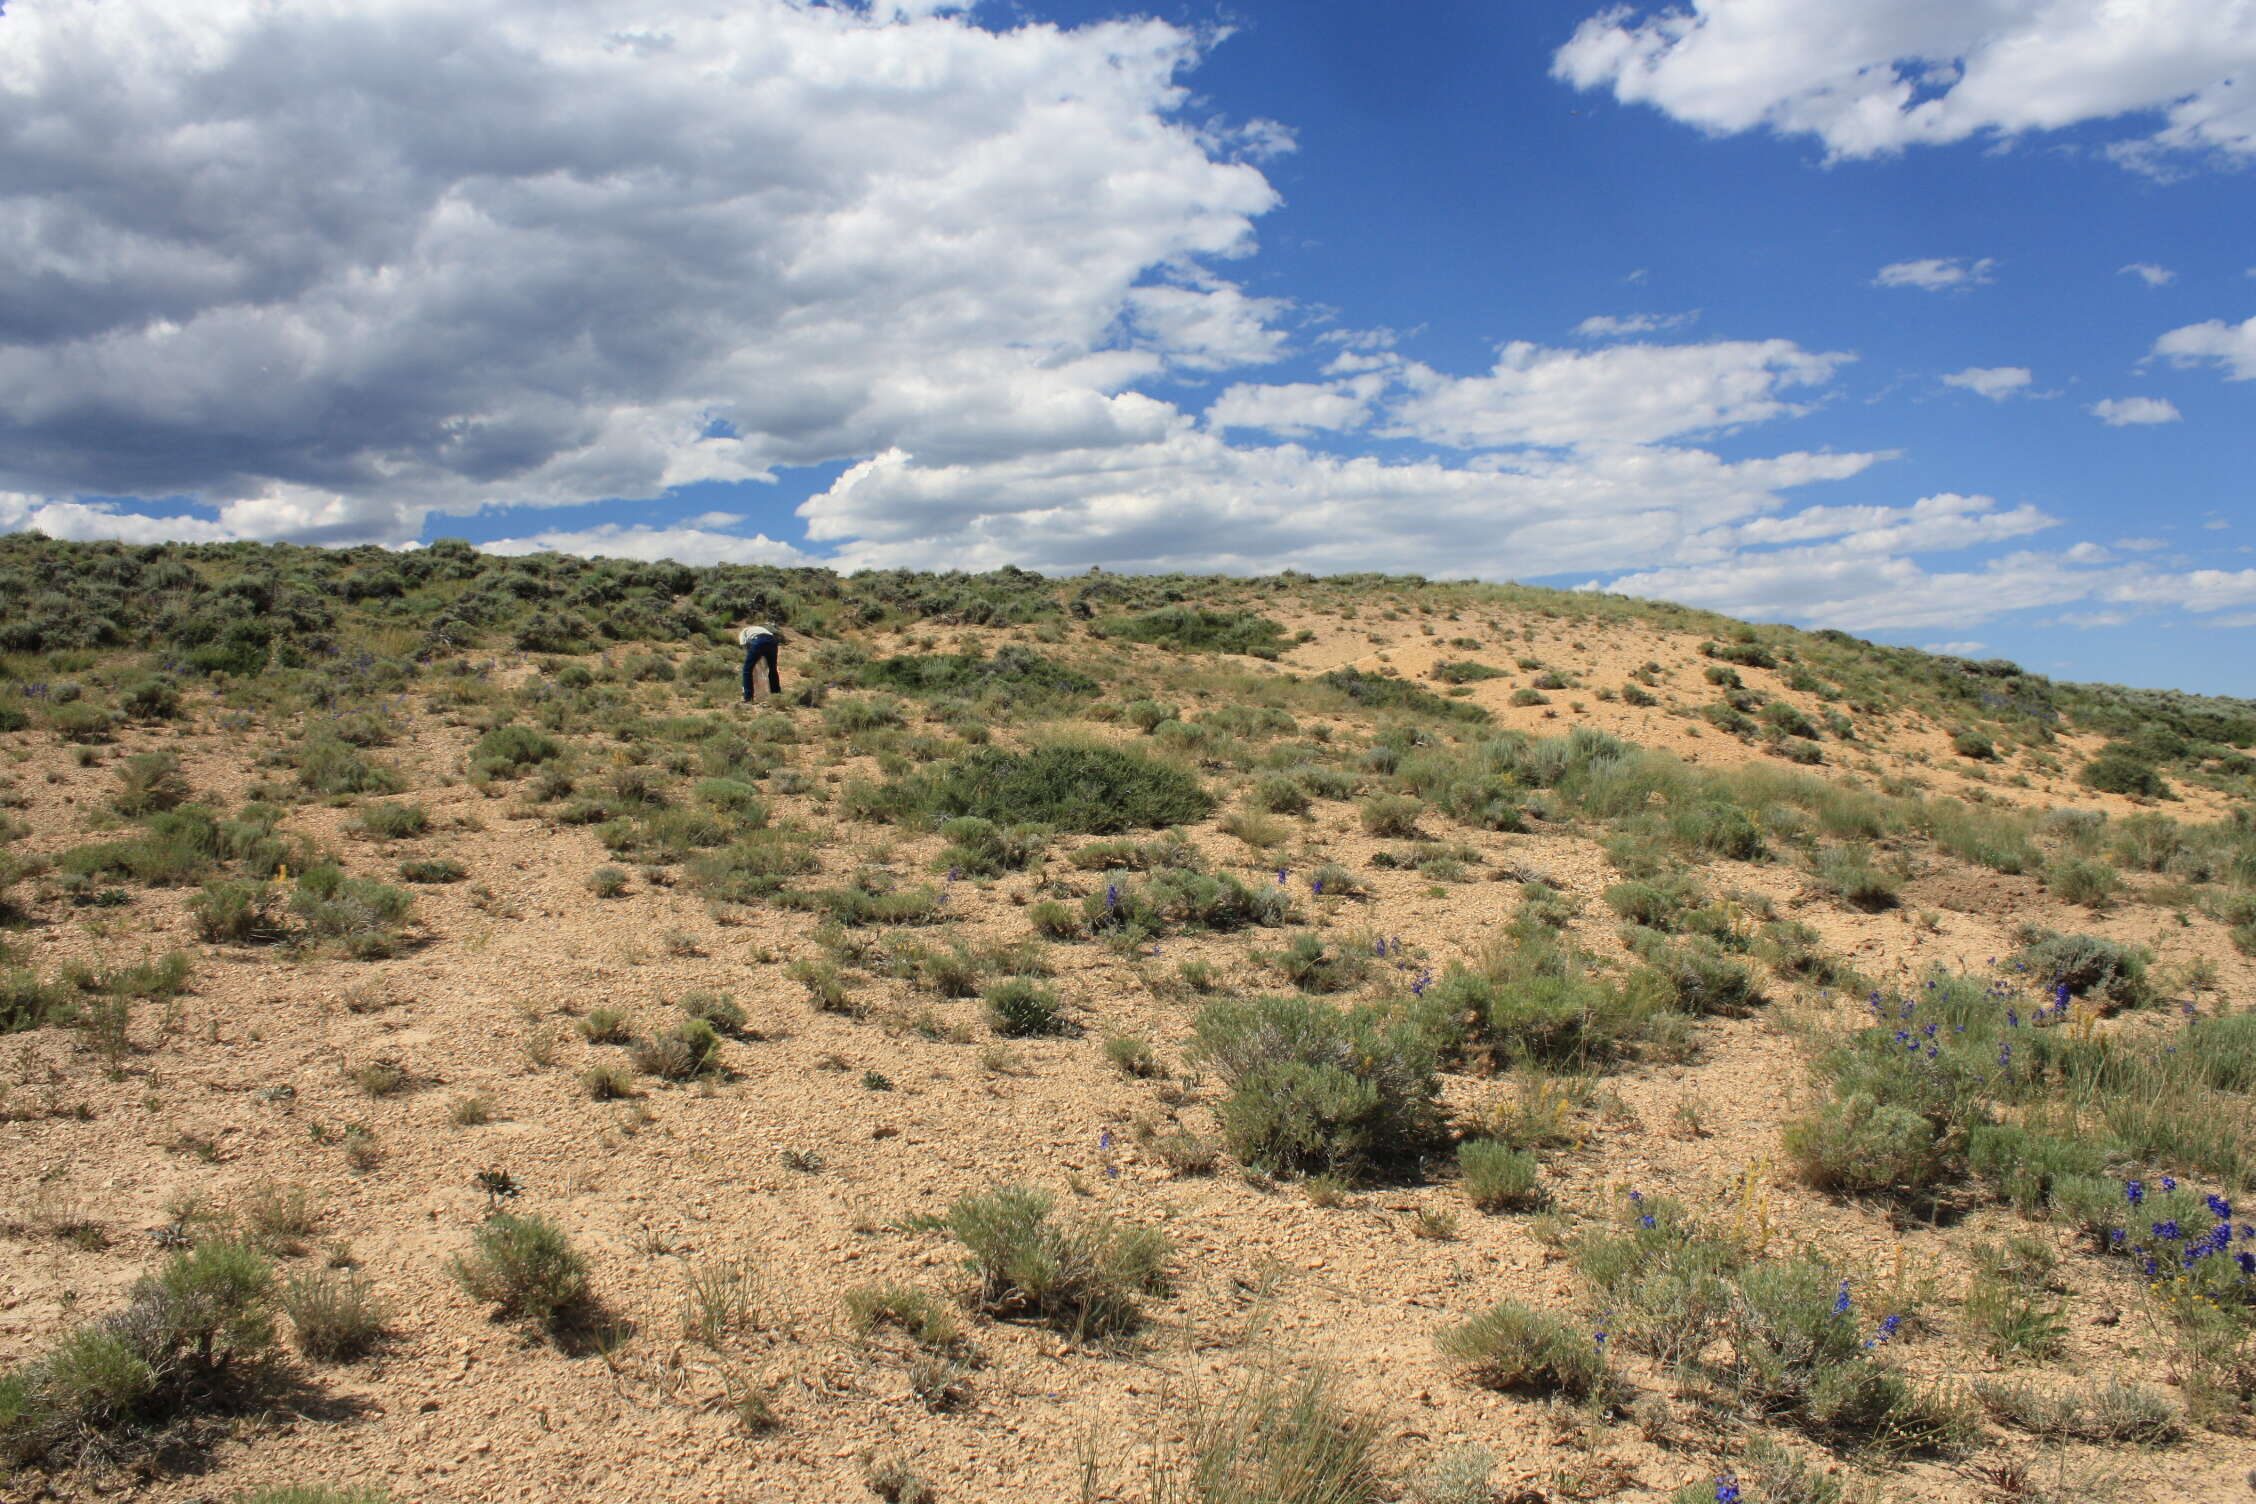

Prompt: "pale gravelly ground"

[2,602,2252,1504]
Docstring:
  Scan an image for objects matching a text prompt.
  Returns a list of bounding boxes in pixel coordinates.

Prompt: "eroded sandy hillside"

[2,546,2253,1504]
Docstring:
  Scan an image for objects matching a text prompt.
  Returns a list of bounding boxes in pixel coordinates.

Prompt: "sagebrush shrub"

[1458,1140,1541,1212]
[448,1214,591,1329]
[289,867,414,958]
[984,978,1067,1037]
[281,1269,388,1361]
[1436,1301,1612,1399]
[1784,1093,1946,1195]
[944,1186,1169,1340]
[1191,993,1445,1176]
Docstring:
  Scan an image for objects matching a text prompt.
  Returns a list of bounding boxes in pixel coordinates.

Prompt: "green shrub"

[295,737,403,797]
[1248,774,1312,816]
[581,1063,635,1100]
[2081,747,2169,799]
[1811,845,1899,911]
[112,752,191,816]
[398,857,467,884]
[1317,667,1488,723]
[984,978,1068,1037]
[629,1018,723,1079]
[1255,931,1359,993]
[1358,794,1422,838]
[678,989,747,1036]
[354,801,429,840]
[117,676,184,721]
[1086,868,1291,937]
[281,1269,388,1361]
[470,724,562,780]
[1124,699,1177,732]
[1458,1141,1541,1212]
[938,815,1049,876]
[1104,1036,1164,1078]
[49,701,118,744]
[1109,607,1290,658]
[2046,857,2119,907]
[1628,932,1761,1017]
[1190,994,1445,1176]
[1951,729,1997,760]
[1509,687,1548,708]
[1160,1370,1382,1504]
[1433,660,1506,683]
[842,1283,971,1356]
[859,646,1097,702]
[1963,1270,2067,1364]
[1927,801,2039,874]
[1028,899,1083,940]
[944,1186,1169,1340]
[287,867,413,958]
[1436,1301,1612,1399]
[588,865,629,898]
[898,744,1213,834]
[2013,929,2152,1010]
[687,830,820,901]
[1421,953,1658,1069]
[448,1214,591,1330]
[190,878,287,943]
[0,969,70,1033]
[1973,1377,2180,1444]
[1719,1258,1966,1450]
[1783,1093,1947,1195]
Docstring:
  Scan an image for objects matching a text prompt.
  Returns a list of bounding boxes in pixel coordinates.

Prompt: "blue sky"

[1,0,2251,691]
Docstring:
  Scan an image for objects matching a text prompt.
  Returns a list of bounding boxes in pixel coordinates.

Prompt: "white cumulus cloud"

[1380,339,1850,449]
[1206,378,1382,436]
[1875,258,1996,291]
[1941,366,2033,399]
[2120,263,2177,286]
[0,0,1284,544]
[1553,0,2256,168]
[2089,396,2183,425]
[2152,314,2256,379]
[1573,311,1700,338]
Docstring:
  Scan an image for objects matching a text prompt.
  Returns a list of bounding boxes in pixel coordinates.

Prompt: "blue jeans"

[741,636,780,700]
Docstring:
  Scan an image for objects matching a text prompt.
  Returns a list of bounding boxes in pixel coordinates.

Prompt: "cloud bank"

[1554,0,2256,168]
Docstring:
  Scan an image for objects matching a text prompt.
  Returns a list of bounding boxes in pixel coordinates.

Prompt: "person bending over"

[737,622,781,704]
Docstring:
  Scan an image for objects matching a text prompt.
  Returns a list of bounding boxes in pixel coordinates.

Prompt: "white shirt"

[737,623,776,646]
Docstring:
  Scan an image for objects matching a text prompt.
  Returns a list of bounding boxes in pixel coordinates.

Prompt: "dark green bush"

[984,979,1068,1037]
[189,879,286,943]
[112,752,191,816]
[296,737,403,797]
[398,857,467,884]
[280,1269,387,1362]
[859,646,1097,702]
[2012,929,2152,1010]
[899,744,1213,834]
[2081,747,2168,799]
[470,724,562,780]
[1109,607,1290,659]
[1316,667,1488,723]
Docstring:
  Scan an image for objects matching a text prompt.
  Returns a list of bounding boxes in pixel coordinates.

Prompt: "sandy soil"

[2,602,2251,1504]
